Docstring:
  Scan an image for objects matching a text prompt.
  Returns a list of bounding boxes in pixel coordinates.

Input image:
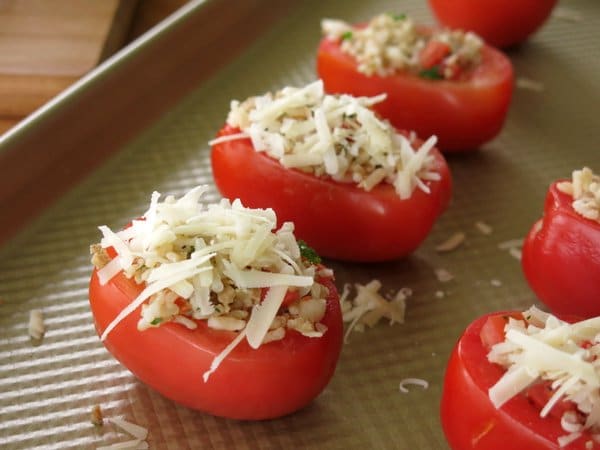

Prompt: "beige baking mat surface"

[1,0,599,448]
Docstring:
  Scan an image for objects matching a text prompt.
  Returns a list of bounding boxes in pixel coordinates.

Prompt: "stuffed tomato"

[317,14,514,151]
[428,0,558,49]
[210,80,452,262]
[522,168,600,318]
[89,186,343,420]
[442,307,600,450]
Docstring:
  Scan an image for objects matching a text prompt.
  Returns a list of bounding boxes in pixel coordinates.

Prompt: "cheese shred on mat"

[488,306,600,445]
[339,280,409,343]
[209,80,441,200]
[91,186,332,381]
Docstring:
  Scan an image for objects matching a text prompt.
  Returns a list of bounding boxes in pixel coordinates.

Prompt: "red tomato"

[441,312,594,450]
[428,0,558,48]
[522,182,600,318]
[316,34,513,151]
[210,125,452,262]
[419,40,451,69]
[89,268,343,420]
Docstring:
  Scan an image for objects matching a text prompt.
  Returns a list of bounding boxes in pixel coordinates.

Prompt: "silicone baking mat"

[1,0,599,448]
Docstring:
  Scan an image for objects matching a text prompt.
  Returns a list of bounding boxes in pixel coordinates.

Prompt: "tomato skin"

[428,0,558,49]
[522,182,600,318]
[316,37,513,151]
[441,312,593,450]
[88,269,343,420]
[211,125,452,262]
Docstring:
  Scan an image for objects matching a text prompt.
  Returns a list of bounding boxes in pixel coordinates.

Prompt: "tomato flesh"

[479,315,508,348]
[316,36,513,151]
[428,0,558,48]
[89,268,343,420]
[419,40,451,69]
[522,182,600,318]
[441,312,594,449]
[210,125,452,262]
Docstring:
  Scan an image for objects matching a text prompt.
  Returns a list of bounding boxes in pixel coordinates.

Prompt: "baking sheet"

[1,0,599,448]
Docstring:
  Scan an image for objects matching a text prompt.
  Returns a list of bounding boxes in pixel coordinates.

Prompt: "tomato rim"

[441,311,594,449]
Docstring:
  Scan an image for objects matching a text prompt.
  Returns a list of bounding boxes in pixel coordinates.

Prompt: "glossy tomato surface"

[316,37,513,151]
[89,269,343,420]
[211,125,452,262]
[428,0,558,48]
[441,312,594,450]
[522,182,600,318]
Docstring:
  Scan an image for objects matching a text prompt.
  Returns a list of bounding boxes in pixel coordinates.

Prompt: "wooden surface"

[0,0,291,246]
[0,0,148,134]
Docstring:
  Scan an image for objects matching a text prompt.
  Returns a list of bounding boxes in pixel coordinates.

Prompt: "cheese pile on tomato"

[211,80,441,199]
[557,167,600,223]
[321,14,483,79]
[487,306,600,446]
[91,186,332,380]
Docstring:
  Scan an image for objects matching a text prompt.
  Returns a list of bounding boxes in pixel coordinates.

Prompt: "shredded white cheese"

[497,238,524,260]
[509,247,522,261]
[209,80,441,199]
[558,432,583,448]
[557,167,600,223]
[28,309,45,340]
[488,306,600,444]
[475,221,493,235]
[109,418,148,440]
[340,280,409,342]
[96,417,149,450]
[516,77,545,92]
[399,377,429,393]
[435,268,454,283]
[321,14,483,78]
[92,186,332,381]
[490,279,502,288]
[202,328,247,382]
[435,232,466,252]
[497,238,524,250]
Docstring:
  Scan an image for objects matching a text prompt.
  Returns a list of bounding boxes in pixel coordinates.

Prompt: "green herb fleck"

[341,31,353,41]
[298,240,322,265]
[150,317,163,326]
[390,12,406,21]
[419,67,444,80]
